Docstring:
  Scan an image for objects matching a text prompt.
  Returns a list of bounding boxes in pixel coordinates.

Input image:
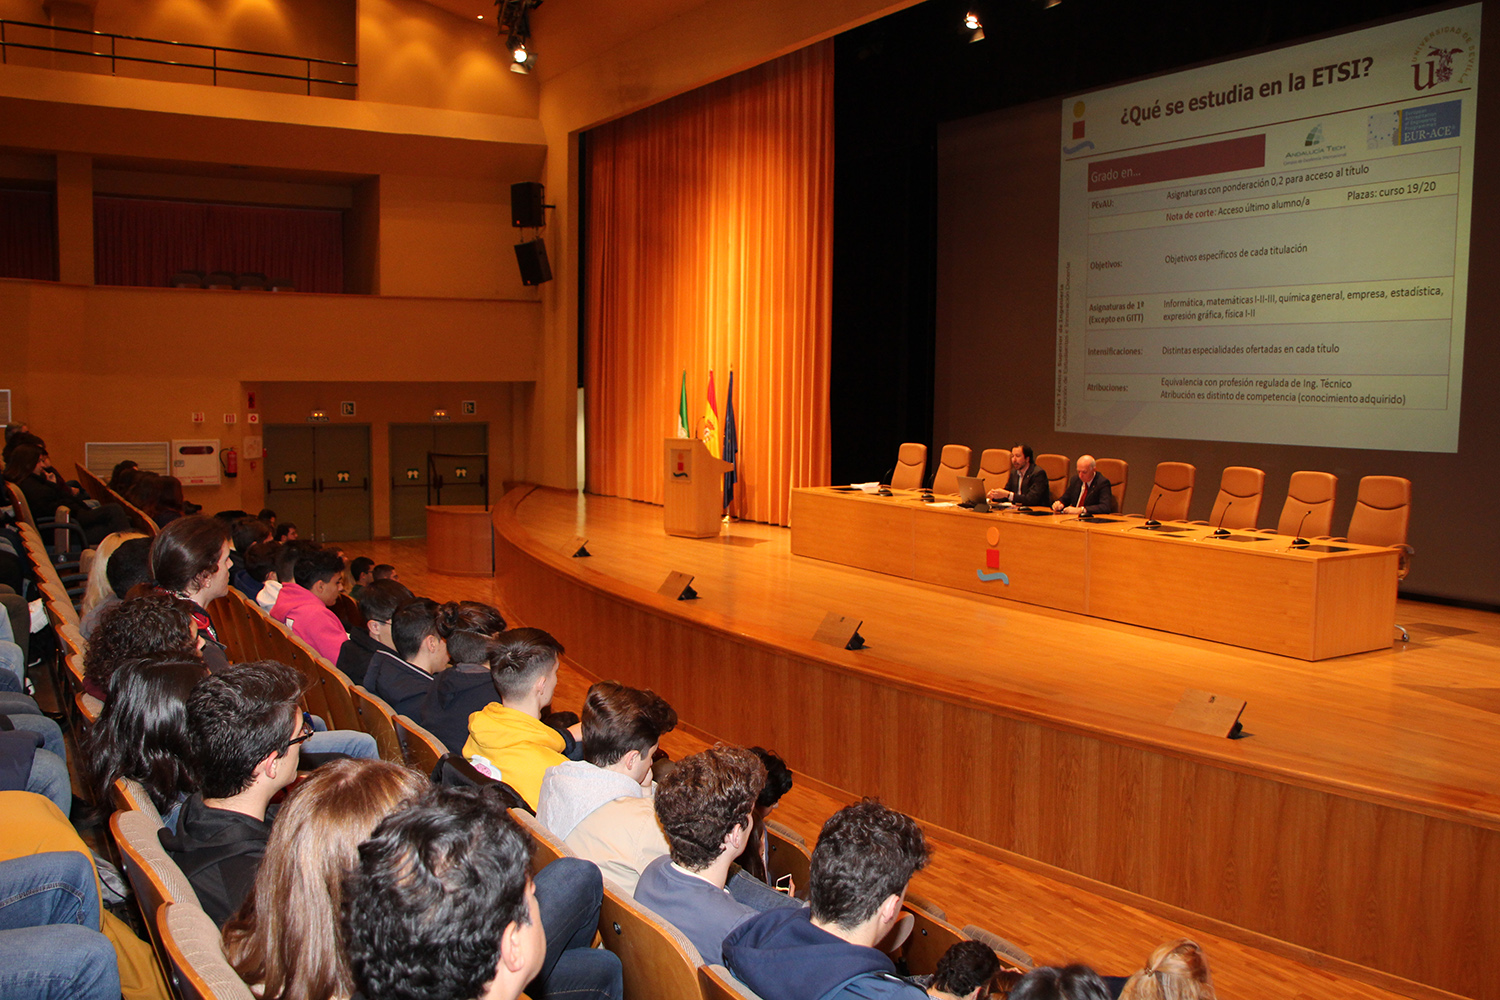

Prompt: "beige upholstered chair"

[1036,454,1069,502]
[111,777,165,828]
[1132,461,1195,521]
[1094,458,1128,514]
[112,809,197,986]
[1263,471,1338,537]
[889,443,927,490]
[1197,466,1264,530]
[158,902,256,1000]
[978,448,1010,493]
[350,685,405,763]
[930,444,972,495]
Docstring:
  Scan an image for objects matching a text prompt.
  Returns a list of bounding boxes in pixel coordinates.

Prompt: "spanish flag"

[701,369,721,458]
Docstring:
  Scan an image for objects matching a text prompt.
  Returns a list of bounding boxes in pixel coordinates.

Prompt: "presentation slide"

[1055,4,1480,452]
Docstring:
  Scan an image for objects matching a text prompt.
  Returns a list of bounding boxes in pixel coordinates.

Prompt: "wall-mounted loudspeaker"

[511,181,546,228]
[515,238,553,286]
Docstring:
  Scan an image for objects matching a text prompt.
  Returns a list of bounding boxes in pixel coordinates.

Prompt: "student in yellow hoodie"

[462,627,579,808]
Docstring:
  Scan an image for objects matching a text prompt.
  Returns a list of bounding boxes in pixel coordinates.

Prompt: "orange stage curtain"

[584,42,833,527]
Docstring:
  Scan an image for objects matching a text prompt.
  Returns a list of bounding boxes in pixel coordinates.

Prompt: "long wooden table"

[789,487,1397,659]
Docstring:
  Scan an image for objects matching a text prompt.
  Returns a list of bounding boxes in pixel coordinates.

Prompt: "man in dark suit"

[1053,454,1113,515]
[987,443,1050,507]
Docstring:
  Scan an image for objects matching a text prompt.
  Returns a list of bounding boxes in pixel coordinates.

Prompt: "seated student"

[349,556,375,600]
[0,725,70,817]
[337,579,414,686]
[243,539,282,611]
[87,658,202,831]
[365,597,450,718]
[634,745,772,964]
[80,531,147,619]
[462,628,575,808]
[535,683,676,891]
[160,660,309,926]
[723,799,931,1000]
[324,545,366,634]
[927,941,1001,1000]
[228,517,271,600]
[739,747,794,887]
[83,593,202,699]
[372,562,399,582]
[421,601,508,752]
[1007,966,1112,1000]
[257,508,277,532]
[151,514,236,673]
[0,851,122,1000]
[273,522,299,542]
[269,546,349,662]
[344,783,624,1000]
[1117,940,1216,1000]
[80,535,153,639]
[4,443,131,545]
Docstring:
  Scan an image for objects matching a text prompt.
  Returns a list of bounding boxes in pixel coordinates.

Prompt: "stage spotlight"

[964,12,984,42]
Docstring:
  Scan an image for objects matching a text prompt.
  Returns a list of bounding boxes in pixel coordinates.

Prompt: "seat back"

[4,480,38,529]
[899,901,969,977]
[978,449,1010,493]
[599,880,706,1000]
[279,633,333,723]
[111,777,166,827]
[316,659,363,733]
[1275,471,1337,536]
[74,463,117,506]
[1144,462,1195,520]
[930,444,972,495]
[351,684,405,762]
[1095,458,1128,513]
[111,808,195,980]
[764,820,811,900]
[394,713,448,775]
[890,443,927,490]
[1208,466,1264,529]
[509,805,575,868]
[1036,454,1069,502]
[158,902,257,1000]
[1345,476,1411,548]
[701,965,766,1000]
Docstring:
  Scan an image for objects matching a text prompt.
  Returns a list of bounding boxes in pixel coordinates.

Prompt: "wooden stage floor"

[360,488,1500,1000]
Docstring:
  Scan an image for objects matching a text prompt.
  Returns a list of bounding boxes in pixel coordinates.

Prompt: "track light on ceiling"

[496,0,542,71]
[964,11,984,42]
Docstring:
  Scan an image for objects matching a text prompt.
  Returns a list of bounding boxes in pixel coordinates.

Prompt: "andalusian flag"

[701,369,721,458]
[676,371,689,438]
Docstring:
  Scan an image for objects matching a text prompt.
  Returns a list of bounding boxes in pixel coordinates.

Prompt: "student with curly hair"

[83,594,201,698]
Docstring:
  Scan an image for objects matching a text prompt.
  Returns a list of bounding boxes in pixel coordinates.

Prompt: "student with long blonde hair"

[1117,940,1217,1000]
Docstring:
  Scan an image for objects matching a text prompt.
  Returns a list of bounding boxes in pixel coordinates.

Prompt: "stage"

[391,485,1500,1000]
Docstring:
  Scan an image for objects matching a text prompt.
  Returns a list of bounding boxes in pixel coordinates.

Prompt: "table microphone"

[1212,501,1233,537]
[1144,492,1162,528]
[1291,510,1312,547]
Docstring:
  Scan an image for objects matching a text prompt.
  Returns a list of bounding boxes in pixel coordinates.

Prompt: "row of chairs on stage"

[888,442,1413,575]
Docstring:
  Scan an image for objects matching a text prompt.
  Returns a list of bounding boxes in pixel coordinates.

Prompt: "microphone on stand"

[1144,492,1162,528]
[1291,510,1312,547]
[1212,501,1233,537]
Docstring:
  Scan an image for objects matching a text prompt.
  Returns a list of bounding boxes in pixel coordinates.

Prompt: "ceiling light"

[964,12,980,29]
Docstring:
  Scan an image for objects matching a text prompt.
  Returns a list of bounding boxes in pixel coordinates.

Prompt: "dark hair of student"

[2,443,43,482]
[293,546,346,589]
[187,661,306,799]
[1007,966,1112,1000]
[932,941,1002,999]
[231,517,272,554]
[105,536,156,599]
[109,460,140,490]
[372,564,396,580]
[484,627,563,700]
[151,514,231,593]
[357,579,414,625]
[438,601,508,665]
[343,784,533,1000]
[243,540,281,585]
[654,745,765,871]
[87,657,205,811]
[84,594,200,692]
[273,522,298,542]
[349,556,375,579]
[809,798,930,930]
[391,598,442,661]
[581,681,677,767]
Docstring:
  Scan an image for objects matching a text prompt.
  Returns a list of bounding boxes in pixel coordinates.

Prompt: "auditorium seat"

[1095,458,1127,513]
[1036,454,1069,502]
[393,713,447,776]
[1131,462,1195,521]
[1261,470,1337,537]
[890,443,927,490]
[234,271,267,290]
[168,270,204,288]
[1195,466,1264,530]
[598,880,705,1000]
[158,902,256,1000]
[930,444,972,495]
[701,964,764,1000]
[204,271,236,289]
[978,448,1010,493]
[268,276,295,291]
[350,684,405,763]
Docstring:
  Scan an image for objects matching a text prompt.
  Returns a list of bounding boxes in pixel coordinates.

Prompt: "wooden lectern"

[664,438,733,538]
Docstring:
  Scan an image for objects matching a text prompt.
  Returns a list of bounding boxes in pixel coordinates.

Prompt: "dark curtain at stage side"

[0,189,59,281]
[583,42,833,527]
[93,196,344,293]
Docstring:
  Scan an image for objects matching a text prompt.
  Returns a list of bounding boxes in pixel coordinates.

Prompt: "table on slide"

[788,487,1397,660]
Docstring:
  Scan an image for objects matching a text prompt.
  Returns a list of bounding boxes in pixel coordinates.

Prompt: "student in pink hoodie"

[269,546,349,662]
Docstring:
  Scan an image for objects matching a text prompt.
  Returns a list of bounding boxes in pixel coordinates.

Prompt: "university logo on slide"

[1411,25,1475,91]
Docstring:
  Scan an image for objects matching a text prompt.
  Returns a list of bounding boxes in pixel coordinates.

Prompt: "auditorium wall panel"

[0,279,540,522]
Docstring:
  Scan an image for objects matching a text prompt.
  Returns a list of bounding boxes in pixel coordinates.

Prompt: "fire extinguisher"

[221,447,239,479]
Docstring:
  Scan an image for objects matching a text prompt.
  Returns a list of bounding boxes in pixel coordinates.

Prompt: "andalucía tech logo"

[1411,25,1475,91]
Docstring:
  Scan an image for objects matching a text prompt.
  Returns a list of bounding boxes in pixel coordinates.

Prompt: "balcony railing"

[0,19,356,97]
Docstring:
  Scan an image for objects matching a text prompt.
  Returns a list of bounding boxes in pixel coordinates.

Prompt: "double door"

[263,425,372,542]
[389,423,488,537]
